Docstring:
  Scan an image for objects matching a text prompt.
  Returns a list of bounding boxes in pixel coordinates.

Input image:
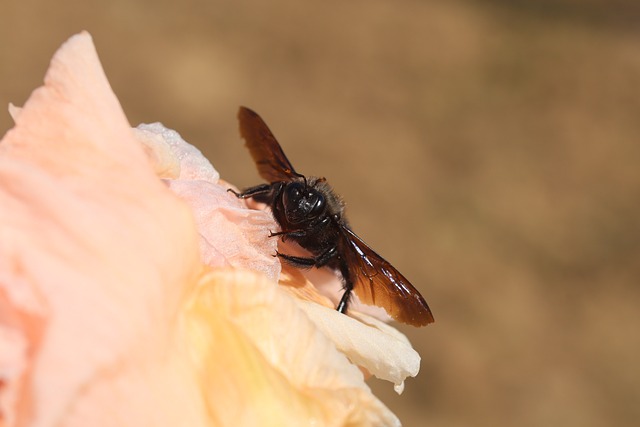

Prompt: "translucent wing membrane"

[339,227,434,327]
[238,106,301,183]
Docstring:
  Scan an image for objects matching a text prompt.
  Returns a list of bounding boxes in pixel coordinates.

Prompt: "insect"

[229,106,434,327]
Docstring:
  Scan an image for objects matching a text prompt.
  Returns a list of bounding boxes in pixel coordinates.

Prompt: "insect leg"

[276,252,316,268]
[227,184,272,199]
[314,245,338,267]
[336,257,353,314]
[269,229,307,242]
[269,215,331,241]
[336,290,351,314]
[276,245,338,268]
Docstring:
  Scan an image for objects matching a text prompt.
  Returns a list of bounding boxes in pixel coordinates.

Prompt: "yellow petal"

[186,268,401,427]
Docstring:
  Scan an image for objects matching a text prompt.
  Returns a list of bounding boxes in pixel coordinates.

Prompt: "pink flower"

[0,32,421,427]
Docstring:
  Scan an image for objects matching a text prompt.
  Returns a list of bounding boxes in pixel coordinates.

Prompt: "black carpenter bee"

[229,107,434,327]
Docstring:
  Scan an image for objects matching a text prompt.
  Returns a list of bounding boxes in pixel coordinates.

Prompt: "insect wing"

[339,226,434,326]
[238,106,300,183]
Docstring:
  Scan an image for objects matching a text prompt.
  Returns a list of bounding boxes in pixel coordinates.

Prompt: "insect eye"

[284,182,304,204]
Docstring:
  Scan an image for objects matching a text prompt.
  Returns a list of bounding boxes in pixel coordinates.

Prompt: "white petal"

[298,300,421,393]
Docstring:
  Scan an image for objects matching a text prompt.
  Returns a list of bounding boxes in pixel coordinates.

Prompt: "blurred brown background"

[2,1,640,426]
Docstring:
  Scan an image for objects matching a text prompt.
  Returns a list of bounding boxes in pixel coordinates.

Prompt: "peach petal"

[0,32,201,425]
[170,179,280,281]
[134,122,281,283]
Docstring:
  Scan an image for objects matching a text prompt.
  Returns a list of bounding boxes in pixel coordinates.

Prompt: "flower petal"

[186,268,401,427]
[277,266,419,392]
[0,32,201,426]
[133,122,281,283]
[135,123,220,182]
